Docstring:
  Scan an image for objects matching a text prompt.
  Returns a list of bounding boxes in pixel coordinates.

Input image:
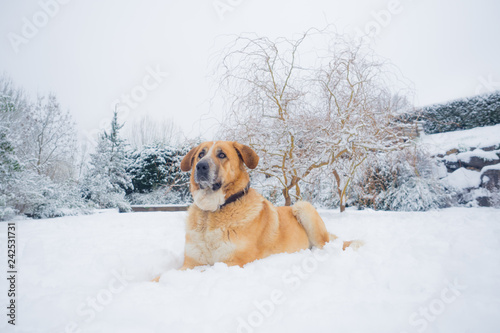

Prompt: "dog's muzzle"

[195,159,221,191]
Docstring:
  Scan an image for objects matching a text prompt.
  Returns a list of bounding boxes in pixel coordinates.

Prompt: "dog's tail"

[291,201,364,251]
[292,201,330,248]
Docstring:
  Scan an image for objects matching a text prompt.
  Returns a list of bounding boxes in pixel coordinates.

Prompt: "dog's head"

[180,141,259,211]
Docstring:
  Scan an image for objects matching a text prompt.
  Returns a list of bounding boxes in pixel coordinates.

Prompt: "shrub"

[407,91,500,134]
[353,149,450,211]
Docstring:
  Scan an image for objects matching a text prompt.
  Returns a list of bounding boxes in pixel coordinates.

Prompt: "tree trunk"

[332,169,346,213]
[282,188,292,206]
[339,198,346,213]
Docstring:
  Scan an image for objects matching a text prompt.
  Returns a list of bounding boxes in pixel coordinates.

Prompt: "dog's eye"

[217,152,226,159]
[198,151,205,159]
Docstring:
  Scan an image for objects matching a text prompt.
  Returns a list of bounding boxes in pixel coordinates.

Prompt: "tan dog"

[153,141,360,280]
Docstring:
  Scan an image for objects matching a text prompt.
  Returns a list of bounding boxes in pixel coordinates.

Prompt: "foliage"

[0,75,88,220]
[404,91,500,134]
[126,144,191,202]
[81,111,132,212]
[127,145,188,193]
[353,148,450,211]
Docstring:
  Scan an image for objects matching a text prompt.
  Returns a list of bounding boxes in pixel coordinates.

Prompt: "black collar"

[219,183,250,209]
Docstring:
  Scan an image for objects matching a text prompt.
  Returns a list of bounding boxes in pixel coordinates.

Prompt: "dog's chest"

[185,224,236,266]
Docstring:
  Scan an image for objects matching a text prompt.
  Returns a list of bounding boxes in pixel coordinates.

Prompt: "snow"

[130,204,189,208]
[2,208,500,333]
[482,163,500,173]
[421,124,500,155]
[455,150,500,163]
[442,168,482,190]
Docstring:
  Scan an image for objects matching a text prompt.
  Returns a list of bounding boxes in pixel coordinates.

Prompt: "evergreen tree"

[81,111,132,211]
[0,127,21,220]
[127,144,190,199]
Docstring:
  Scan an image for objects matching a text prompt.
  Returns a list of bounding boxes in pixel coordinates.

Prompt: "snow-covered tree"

[1,75,87,219]
[127,144,190,194]
[15,94,77,182]
[81,111,132,211]
[0,127,21,220]
[126,144,192,205]
[124,115,184,150]
[216,28,413,210]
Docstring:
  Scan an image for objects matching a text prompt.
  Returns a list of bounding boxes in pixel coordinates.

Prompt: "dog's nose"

[196,160,209,176]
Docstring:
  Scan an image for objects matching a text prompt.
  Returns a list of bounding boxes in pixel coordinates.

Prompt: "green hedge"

[405,91,500,134]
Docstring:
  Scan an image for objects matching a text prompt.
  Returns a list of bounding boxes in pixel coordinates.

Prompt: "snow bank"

[442,168,482,190]
[482,163,500,172]
[1,208,500,333]
[455,150,500,163]
[420,124,500,155]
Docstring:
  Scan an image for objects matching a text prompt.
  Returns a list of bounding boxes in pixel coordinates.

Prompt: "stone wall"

[433,144,500,207]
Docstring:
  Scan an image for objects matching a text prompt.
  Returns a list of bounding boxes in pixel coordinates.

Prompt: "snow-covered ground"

[1,208,500,333]
[420,124,500,201]
[420,123,500,156]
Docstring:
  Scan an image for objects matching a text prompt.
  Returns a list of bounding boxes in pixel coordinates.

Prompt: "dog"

[152,141,361,281]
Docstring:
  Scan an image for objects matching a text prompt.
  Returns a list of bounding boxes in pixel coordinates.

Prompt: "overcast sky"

[1,0,499,142]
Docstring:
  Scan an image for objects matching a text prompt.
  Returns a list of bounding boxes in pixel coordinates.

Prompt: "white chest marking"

[192,189,225,212]
[185,228,236,265]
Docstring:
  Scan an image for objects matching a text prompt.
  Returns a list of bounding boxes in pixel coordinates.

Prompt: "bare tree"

[216,28,413,210]
[17,94,77,182]
[311,37,412,211]
[124,115,184,149]
[216,32,319,206]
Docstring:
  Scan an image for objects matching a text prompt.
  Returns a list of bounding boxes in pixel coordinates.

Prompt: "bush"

[353,149,450,211]
[0,195,16,221]
[127,144,191,203]
[402,91,500,134]
[16,174,91,219]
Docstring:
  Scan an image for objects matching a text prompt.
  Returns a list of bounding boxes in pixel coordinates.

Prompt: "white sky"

[1,0,499,142]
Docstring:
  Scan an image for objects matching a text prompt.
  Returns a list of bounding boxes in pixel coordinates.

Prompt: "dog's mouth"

[196,177,222,192]
[211,182,222,191]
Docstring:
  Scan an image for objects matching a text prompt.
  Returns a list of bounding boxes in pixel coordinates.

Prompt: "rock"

[461,156,500,170]
[476,196,492,207]
[437,154,444,158]
[480,168,500,191]
[446,148,458,155]
[444,161,460,173]
[482,145,499,152]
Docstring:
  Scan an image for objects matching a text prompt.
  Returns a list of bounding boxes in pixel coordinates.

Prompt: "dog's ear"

[233,142,259,169]
[181,145,200,172]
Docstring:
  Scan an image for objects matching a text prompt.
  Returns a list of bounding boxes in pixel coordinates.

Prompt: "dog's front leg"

[180,256,202,270]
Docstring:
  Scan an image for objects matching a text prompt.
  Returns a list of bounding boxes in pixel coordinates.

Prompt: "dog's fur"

[153,141,360,280]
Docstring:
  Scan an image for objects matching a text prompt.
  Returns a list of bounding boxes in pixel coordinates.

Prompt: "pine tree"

[127,144,190,198]
[0,127,21,220]
[82,111,132,212]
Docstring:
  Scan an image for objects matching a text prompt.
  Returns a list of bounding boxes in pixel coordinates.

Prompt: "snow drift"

[1,208,500,333]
